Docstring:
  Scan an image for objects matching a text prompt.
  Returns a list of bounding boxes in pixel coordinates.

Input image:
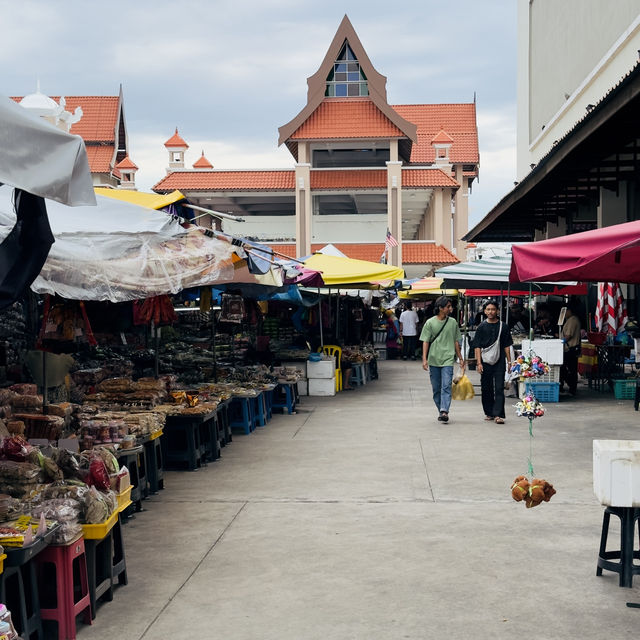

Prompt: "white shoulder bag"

[481,321,502,365]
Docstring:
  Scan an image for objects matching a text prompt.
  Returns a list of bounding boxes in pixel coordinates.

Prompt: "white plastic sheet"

[0,95,95,206]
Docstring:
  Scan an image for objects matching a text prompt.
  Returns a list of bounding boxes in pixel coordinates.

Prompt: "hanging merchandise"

[509,353,549,380]
[220,294,245,323]
[132,295,178,327]
[200,287,212,312]
[510,389,556,508]
[37,295,97,352]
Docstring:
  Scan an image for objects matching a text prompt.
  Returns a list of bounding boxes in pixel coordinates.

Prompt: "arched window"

[325,43,368,97]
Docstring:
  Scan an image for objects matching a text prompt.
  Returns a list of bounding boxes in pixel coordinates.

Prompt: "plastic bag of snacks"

[452,375,475,400]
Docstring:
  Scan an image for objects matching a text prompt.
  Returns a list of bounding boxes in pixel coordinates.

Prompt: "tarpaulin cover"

[510,220,640,284]
[0,186,289,302]
[0,95,95,207]
[303,253,404,287]
[437,254,579,291]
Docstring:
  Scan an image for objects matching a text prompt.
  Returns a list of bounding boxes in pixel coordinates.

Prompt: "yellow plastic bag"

[452,374,475,400]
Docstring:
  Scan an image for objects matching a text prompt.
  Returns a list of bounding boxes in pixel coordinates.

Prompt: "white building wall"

[517,0,640,178]
[221,214,387,244]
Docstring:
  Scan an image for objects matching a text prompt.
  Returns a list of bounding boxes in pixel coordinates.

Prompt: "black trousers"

[402,335,417,359]
[561,347,579,394]
[480,361,506,418]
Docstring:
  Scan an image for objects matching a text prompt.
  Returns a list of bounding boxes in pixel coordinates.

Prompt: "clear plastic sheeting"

[0,187,237,302]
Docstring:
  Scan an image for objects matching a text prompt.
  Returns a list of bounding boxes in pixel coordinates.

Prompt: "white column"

[295,162,312,257]
[386,161,403,266]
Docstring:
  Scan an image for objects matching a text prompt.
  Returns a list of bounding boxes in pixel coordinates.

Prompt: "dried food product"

[96,377,134,393]
[6,420,25,435]
[9,383,37,395]
[0,389,17,405]
[10,395,43,409]
[1,435,34,462]
[51,522,83,544]
[84,487,110,523]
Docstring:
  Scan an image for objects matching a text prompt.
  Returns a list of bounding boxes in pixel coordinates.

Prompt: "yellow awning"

[94,188,186,210]
[303,253,404,287]
[399,277,458,298]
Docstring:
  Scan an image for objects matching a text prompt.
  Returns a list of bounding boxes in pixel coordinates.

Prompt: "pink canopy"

[509,220,640,284]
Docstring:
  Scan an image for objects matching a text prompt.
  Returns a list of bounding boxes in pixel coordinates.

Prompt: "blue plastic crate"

[524,381,560,403]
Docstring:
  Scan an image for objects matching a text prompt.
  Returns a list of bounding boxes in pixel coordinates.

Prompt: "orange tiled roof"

[432,129,454,144]
[85,145,115,173]
[165,128,188,148]
[11,95,119,142]
[392,104,478,164]
[154,168,457,191]
[401,169,458,188]
[291,99,406,140]
[115,155,138,170]
[401,243,458,264]
[193,152,213,169]
[265,242,459,264]
[153,171,295,191]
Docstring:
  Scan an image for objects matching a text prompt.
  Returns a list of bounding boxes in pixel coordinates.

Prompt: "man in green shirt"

[420,296,464,423]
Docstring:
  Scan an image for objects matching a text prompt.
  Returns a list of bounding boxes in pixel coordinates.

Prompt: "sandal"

[494,417,505,424]
[484,415,494,421]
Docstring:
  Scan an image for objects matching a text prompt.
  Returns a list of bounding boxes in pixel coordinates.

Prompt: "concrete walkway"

[81,361,640,639]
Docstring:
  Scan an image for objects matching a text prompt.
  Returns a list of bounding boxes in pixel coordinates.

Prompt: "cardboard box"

[307,358,335,379]
[308,377,336,396]
[593,440,640,506]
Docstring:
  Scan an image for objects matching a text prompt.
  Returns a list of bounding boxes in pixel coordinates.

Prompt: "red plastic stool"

[35,536,92,639]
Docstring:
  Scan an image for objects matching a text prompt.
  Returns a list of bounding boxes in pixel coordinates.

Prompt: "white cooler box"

[297,378,308,396]
[593,439,640,506]
[308,377,336,396]
[521,339,564,364]
[307,358,335,379]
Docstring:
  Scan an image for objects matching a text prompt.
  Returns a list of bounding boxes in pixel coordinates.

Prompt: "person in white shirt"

[399,302,420,360]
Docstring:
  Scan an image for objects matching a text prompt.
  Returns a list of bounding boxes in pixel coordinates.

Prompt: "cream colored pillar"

[386,160,403,266]
[432,188,446,249]
[295,142,312,257]
[452,168,468,257]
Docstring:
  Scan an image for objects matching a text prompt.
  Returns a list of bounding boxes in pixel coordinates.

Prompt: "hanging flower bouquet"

[514,392,545,418]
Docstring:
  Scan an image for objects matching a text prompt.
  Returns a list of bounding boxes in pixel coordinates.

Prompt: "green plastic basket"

[613,379,637,400]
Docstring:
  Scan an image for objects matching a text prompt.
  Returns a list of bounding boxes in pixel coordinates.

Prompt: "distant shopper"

[535,310,555,337]
[399,302,419,360]
[560,302,581,395]
[472,300,513,424]
[385,309,401,360]
[508,304,530,334]
[420,296,464,423]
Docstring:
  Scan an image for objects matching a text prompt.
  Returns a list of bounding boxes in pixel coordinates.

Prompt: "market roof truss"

[466,63,640,242]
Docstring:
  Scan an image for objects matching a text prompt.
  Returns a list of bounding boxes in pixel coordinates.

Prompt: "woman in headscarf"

[385,309,401,360]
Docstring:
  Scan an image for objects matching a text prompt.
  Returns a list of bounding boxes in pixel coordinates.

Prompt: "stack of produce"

[83,377,167,410]
[0,440,130,544]
[342,345,376,364]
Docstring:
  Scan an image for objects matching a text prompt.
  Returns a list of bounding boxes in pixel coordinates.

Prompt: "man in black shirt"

[471,300,514,424]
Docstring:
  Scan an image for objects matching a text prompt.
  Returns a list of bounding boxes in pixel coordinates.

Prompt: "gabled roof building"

[153,16,478,274]
[12,86,136,189]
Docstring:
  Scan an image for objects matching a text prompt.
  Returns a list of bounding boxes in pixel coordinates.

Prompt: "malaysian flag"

[385,228,399,251]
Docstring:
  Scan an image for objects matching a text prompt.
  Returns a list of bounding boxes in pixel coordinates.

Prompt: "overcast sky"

[2,0,517,228]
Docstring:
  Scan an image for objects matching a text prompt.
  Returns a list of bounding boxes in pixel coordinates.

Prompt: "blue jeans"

[429,365,453,413]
